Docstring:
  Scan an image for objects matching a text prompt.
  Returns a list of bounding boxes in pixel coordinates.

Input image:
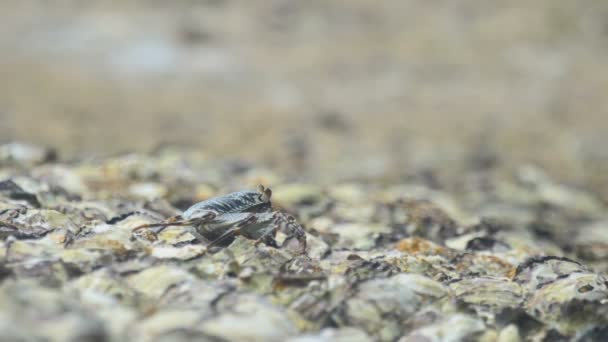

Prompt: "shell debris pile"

[1,143,608,341]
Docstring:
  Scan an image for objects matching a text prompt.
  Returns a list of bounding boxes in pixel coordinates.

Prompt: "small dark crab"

[132,185,307,254]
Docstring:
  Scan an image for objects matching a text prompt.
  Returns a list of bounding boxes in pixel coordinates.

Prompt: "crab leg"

[203,214,259,248]
[131,212,217,239]
[132,218,195,233]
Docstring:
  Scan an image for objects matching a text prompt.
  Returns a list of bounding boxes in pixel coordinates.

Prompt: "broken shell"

[203,293,298,341]
[336,274,447,341]
[399,314,485,342]
[127,265,195,299]
[449,277,523,309]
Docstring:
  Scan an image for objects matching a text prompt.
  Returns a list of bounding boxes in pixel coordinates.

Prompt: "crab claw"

[257,184,272,202]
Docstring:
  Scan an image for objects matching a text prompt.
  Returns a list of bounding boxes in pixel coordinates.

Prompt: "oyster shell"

[0,146,607,340]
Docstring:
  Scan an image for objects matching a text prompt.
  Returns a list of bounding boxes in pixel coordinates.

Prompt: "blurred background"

[1,1,607,195]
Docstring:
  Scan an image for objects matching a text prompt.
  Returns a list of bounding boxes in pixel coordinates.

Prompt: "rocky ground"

[2,2,608,341]
[1,142,608,341]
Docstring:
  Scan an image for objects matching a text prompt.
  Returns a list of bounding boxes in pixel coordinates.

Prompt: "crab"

[132,185,307,254]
